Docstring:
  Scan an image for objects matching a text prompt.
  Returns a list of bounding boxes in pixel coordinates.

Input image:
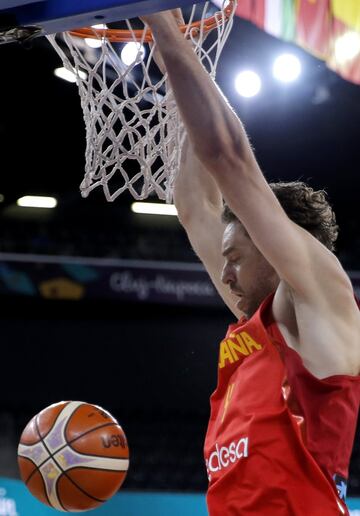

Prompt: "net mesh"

[47,1,236,202]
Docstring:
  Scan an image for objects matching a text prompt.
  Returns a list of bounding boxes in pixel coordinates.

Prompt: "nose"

[221,261,235,285]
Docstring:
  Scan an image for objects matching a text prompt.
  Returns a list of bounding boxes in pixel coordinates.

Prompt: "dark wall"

[0,297,231,415]
[0,296,233,490]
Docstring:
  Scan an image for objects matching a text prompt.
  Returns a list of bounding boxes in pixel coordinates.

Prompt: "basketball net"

[47,1,236,202]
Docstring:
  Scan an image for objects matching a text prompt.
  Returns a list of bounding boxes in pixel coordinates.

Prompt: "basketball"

[17,401,129,512]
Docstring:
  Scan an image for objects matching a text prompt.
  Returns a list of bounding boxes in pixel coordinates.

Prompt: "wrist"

[146,11,181,36]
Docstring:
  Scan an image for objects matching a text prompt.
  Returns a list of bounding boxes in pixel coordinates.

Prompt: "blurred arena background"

[0,1,360,514]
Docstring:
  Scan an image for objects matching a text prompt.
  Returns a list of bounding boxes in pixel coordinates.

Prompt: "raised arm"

[144,12,355,307]
[142,11,360,376]
[149,11,241,317]
[174,136,241,318]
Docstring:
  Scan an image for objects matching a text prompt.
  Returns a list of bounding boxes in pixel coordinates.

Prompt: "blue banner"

[1,253,360,307]
[0,253,220,306]
[0,478,208,515]
[1,477,360,515]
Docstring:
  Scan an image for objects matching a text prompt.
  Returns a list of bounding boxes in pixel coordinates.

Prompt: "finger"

[172,8,185,26]
[162,8,185,26]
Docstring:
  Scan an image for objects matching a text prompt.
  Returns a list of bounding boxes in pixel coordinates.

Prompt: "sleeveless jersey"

[204,292,360,515]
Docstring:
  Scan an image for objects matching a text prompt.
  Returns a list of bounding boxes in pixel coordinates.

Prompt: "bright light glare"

[121,42,145,66]
[91,24,108,29]
[235,71,261,98]
[273,54,301,82]
[17,196,57,208]
[54,67,87,83]
[335,32,360,63]
[86,24,108,48]
[131,202,177,216]
[85,37,103,48]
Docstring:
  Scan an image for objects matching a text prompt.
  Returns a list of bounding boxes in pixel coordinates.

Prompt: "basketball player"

[142,10,360,515]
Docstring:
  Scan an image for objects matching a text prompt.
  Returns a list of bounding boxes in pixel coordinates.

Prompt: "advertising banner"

[0,252,359,306]
[0,253,220,306]
[0,477,208,515]
[1,477,360,515]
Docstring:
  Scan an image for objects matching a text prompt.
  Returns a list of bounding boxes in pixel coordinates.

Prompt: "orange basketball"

[17,401,129,512]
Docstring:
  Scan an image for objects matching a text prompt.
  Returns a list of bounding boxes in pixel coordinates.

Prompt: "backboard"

[0,0,194,40]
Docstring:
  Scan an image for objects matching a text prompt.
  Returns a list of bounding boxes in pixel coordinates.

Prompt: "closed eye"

[227,255,241,264]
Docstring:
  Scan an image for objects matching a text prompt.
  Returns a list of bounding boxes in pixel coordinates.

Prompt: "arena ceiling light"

[234,71,261,98]
[16,196,58,208]
[131,202,178,216]
[85,37,103,48]
[85,24,108,48]
[334,32,360,63]
[121,43,146,66]
[54,67,87,83]
[273,54,301,83]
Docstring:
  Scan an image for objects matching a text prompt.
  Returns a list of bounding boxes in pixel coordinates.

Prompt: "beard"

[243,282,277,319]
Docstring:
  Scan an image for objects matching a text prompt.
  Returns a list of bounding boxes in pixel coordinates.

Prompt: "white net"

[47,1,236,202]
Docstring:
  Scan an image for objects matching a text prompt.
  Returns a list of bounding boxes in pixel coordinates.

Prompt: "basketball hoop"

[47,1,236,202]
[69,2,235,42]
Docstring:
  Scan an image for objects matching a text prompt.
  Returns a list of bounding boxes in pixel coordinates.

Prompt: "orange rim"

[69,1,235,43]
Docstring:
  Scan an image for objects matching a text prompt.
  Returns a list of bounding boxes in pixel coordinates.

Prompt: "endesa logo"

[205,437,249,481]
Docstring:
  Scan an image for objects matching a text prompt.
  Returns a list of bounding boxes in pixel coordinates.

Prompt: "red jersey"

[204,292,360,515]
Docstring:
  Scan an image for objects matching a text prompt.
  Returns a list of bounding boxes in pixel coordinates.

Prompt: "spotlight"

[17,196,57,209]
[121,43,145,66]
[273,54,301,83]
[335,32,360,63]
[85,38,103,49]
[235,71,261,98]
[131,202,177,216]
[54,67,87,83]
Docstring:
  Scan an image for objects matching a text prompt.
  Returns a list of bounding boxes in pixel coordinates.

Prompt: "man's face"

[221,221,280,319]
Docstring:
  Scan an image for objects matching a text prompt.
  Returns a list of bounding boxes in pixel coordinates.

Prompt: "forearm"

[148,14,252,168]
[174,136,223,223]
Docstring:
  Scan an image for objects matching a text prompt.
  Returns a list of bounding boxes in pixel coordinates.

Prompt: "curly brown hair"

[221,181,339,252]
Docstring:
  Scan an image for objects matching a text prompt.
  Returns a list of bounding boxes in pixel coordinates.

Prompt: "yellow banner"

[332,0,360,31]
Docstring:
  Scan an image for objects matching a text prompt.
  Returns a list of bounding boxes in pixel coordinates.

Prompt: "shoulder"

[272,279,360,378]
